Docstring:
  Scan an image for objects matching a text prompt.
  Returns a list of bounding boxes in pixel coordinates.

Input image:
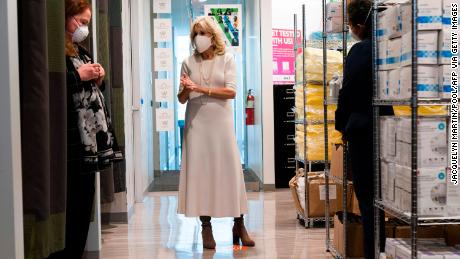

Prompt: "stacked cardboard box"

[377,0,454,100]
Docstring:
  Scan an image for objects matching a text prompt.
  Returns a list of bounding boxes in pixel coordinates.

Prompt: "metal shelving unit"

[372,1,454,258]
[293,5,332,228]
[324,0,349,258]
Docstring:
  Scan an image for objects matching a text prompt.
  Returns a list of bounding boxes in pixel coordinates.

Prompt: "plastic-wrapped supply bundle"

[294,84,337,121]
[295,47,343,84]
[295,124,342,161]
[393,106,448,117]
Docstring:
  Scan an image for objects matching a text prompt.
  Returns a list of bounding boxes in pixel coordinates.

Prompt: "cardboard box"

[418,65,440,98]
[439,27,453,64]
[418,31,439,65]
[389,69,401,99]
[331,143,344,179]
[379,70,390,99]
[327,16,343,34]
[387,37,402,70]
[395,187,411,212]
[399,66,412,99]
[447,168,460,216]
[333,213,364,258]
[308,177,352,217]
[446,225,460,246]
[417,0,443,30]
[381,160,390,203]
[394,225,446,239]
[326,2,342,19]
[351,188,361,216]
[439,65,452,99]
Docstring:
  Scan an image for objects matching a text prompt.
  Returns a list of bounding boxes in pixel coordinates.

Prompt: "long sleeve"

[335,39,373,133]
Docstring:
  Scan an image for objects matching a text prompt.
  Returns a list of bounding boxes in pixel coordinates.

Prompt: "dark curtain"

[18,0,67,258]
[98,0,126,204]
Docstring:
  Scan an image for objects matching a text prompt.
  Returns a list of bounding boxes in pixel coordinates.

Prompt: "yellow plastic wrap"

[295,47,343,84]
[393,106,448,116]
[295,124,342,161]
[294,84,337,121]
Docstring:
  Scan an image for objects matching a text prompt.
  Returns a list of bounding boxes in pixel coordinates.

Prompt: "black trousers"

[48,172,95,259]
[348,132,385,259]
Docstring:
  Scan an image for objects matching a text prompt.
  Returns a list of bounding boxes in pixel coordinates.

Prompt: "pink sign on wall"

[272,28,302,85]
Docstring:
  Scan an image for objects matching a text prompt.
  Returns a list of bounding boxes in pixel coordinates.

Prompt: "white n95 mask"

[72,24,89,43]
[194,35,212,53]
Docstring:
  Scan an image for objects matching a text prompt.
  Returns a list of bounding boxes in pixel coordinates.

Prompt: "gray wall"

[0,0,24,258]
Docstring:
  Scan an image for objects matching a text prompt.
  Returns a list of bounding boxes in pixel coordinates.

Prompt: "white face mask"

[72,18,89,43]
[194,35,212,53]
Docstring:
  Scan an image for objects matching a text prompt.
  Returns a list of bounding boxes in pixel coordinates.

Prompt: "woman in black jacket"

[335,1,393,258]
[48,1,122,258]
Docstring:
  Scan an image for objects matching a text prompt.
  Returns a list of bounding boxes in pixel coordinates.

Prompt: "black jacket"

[335,38,393,139]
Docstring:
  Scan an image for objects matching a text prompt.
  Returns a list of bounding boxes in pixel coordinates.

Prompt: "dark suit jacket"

[335,37,393,139]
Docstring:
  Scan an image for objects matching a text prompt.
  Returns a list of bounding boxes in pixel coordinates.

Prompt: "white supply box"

[395,164,411,192]
[399,66,412,99]
[389,69,401,99]
[381,160,388,202]
[439,27,453,64]
[381,117,397,161]
[395,187,411,212]
[443,0,454,27]
[401,31,439,66]
[388,162,396,203]
[417,65,440,98]
[418,31,439,65]
[417,0,443,30]
[440,65,452,99]
[378,5,401,40]
[417,167,447,217]
[387,37,402,70]
[401,32,412,67]
[399,3,412,35]
[379,71,390,99]
[379,40,389,70]
[396,118,448,168]
[447,168,460,216]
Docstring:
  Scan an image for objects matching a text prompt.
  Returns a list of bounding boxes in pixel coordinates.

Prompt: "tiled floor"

[100,190,333,259]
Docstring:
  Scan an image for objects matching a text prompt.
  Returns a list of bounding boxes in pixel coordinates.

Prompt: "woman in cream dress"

[177,16,254,249]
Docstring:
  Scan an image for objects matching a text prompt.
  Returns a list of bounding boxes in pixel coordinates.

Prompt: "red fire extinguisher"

[246,89,255,125]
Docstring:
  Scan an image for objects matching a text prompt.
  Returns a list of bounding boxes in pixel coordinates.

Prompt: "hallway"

[100,190,332,259]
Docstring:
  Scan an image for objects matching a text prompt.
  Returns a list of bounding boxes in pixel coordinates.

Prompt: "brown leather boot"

[233,215,255,247]
[200,216,216,249]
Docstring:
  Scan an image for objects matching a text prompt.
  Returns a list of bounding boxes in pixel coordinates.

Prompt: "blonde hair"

[190,16,226,56]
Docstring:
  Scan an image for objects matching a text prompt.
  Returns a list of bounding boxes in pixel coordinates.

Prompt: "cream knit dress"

[177,52,248,218]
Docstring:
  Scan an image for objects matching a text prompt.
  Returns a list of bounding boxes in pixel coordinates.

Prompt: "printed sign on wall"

[272,28,302,84]
[156,108,174,132]
[153,0,171,13]
[204,5,242,54]
[154,19,172,42]
[155,79,174,103]
[154,48,173,72]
